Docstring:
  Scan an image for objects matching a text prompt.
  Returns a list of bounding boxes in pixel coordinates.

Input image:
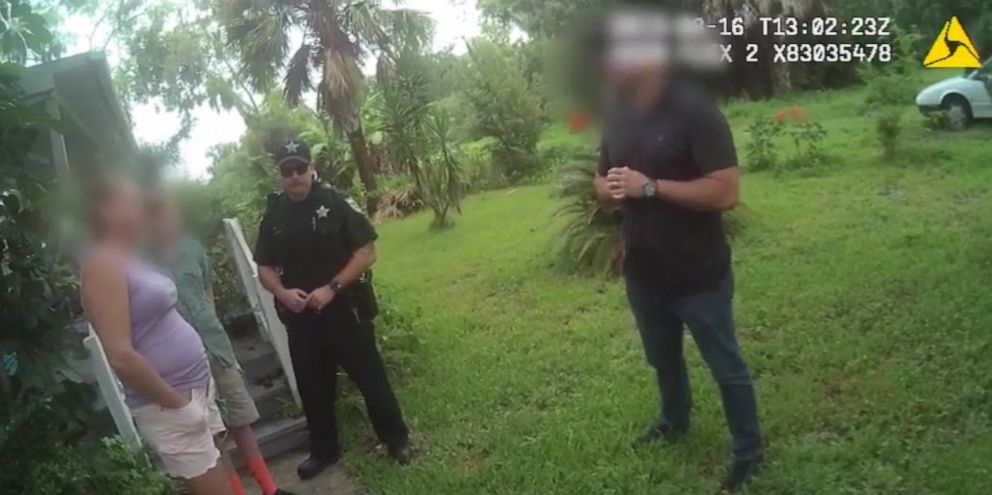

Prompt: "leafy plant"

[421,108,468,230]
[785,121,829,170]
[744,116,784,172]
[551,158,624,275]
[31,437,178,495]
[374,183,423,222]
[217,0,435,214]
[876,109,903,160]
[463,39,546,181]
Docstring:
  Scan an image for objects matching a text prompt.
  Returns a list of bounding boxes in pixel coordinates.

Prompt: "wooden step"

[226,416,308,468]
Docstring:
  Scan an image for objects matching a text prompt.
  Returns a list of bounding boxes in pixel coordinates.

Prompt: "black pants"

[285,311,408,458]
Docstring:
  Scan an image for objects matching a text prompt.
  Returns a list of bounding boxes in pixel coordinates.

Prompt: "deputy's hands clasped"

[305,285,336,312]
[278,288,309,313]
[279,286,336,313]
[607,166,651,200]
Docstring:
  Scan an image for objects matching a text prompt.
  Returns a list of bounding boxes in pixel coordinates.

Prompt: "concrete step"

[234,338,283,383]
[227,416,309,469]
[249,378,295,420]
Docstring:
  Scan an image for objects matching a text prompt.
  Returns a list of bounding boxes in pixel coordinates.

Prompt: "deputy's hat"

[273,138,311,167]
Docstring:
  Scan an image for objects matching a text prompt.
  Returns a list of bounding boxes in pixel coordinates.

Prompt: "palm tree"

[215,0,433,213]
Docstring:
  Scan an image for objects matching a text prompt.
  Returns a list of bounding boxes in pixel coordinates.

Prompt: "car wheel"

[942,96,972,131]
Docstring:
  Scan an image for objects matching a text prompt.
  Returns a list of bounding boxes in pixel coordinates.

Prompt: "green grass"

[334,79,992,494]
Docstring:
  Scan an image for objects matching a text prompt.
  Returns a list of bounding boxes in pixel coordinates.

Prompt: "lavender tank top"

[124,261,210,408]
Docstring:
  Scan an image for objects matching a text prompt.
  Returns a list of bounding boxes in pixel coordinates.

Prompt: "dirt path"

[241,449,364,495]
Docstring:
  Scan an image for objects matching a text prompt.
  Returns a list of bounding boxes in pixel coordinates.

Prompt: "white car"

[915,59,992,129]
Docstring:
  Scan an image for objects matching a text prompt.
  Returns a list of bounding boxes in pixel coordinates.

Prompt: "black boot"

[631,421,688,447]
[387,442,413,465]
[720,455,763,493]
[296,454,339,480]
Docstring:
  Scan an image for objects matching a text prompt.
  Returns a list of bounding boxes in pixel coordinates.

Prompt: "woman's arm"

[81,252,188,409]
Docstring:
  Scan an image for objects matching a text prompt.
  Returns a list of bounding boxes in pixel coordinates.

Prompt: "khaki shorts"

[132,380,225,480]
[210,358,260,428]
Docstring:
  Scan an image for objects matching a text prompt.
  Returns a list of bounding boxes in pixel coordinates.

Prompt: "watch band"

[329,280,344,292]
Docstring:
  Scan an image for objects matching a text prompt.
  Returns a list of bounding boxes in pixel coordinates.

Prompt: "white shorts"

[132,379,226,479]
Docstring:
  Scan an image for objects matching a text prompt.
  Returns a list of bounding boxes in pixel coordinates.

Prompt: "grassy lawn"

[334,77,992,494]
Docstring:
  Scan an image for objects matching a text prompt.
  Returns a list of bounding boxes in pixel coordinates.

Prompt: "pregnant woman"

[80,178,232,495]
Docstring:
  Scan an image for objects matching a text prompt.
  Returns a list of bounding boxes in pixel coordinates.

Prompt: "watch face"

[643,181,656,197]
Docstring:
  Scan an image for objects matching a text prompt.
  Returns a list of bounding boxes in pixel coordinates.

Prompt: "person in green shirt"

[147,192,295,495]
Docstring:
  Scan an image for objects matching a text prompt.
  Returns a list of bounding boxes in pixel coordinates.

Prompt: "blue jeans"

[625,272,763,461]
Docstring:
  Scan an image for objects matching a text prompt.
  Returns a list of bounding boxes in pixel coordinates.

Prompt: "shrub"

[551,159,624,275]
[463,39,546,181]
[876,109,904,160]
[31,437,179,495]
[784,121,829,170]
[745,116,784,172]
[374,183,424,222]
[421,109,468,230]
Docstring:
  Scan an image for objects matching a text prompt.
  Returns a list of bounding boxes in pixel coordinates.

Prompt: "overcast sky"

[61,0,481,179]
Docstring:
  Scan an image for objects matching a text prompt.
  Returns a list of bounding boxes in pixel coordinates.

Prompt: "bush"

[460,138,507,192]
[862,71,920,109]
[876,109,904,160]
[31,438,179,495]
[745,116,784,172]
[463,39,546,181]
[784,120,829,170]
[374,182,424,222]
[551,159,624,275]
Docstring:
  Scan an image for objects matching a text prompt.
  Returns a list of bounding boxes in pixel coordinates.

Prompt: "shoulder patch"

[345,196,365,214]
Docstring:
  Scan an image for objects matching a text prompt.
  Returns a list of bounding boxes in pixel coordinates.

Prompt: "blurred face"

[604,10,671,98]
[89,179,145,241]
[145,193,183,245]
[279,159,315,199]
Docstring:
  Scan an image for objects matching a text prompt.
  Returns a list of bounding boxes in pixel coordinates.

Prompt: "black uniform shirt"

[254,185,377,315]
[598,82,738,297]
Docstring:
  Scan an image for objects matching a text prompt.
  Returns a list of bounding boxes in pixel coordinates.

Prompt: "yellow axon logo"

[923,16,982,68]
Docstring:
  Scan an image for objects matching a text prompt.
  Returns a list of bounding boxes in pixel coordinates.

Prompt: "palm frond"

[284,41,313,106]
[217,0,295,91]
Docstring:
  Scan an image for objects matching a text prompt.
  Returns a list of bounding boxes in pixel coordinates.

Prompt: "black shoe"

[631,421,688,447]
[720,455,763,493]
[274,490,300,495]
[296,454,339,480]
[387,442,413,465]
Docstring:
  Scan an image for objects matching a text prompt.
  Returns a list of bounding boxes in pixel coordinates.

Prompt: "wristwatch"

[642,180,657,198]
[329,280,344,293]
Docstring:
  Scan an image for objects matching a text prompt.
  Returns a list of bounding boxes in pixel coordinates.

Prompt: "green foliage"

[216,0,435,209]
[0,0,61,64]
[31,437,178,495]
[460,137,508,192]
[784,120,829,171]
[859,26,923,110]
[463,38,546,181]
[112,1,262,120]
[421,109,467,230]
[876,109,903,160]
[550,158,623,275]
[744,116,784,172]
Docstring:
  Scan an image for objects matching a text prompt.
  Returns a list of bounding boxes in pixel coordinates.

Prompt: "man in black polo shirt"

[594,33,764,493]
